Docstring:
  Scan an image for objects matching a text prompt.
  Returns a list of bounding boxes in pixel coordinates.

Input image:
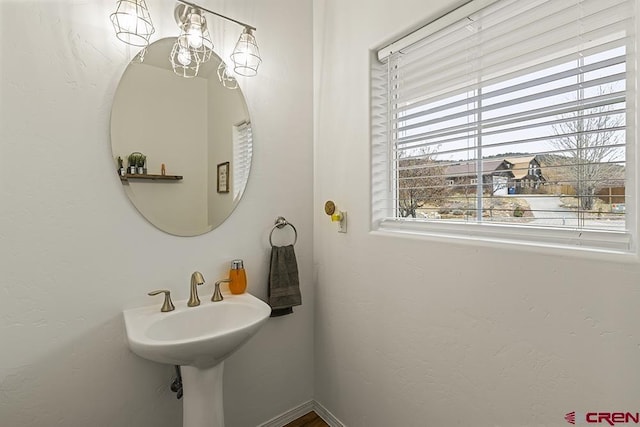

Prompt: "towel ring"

[269,216,298,247]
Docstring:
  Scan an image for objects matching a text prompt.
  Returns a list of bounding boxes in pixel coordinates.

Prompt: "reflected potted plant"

[137,154,147,174]
[127,152,139,174]
[117,156,125,176]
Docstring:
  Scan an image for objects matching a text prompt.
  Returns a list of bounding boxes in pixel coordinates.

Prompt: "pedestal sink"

[123,292,271,427]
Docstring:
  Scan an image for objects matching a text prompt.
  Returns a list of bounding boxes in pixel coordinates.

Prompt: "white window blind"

[233,121,253,200]
[371,0,636,253]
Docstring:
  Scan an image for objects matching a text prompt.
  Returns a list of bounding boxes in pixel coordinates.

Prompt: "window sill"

[372,218,637,263]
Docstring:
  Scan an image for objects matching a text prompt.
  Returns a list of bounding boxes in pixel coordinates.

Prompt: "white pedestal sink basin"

[123,292,271,427]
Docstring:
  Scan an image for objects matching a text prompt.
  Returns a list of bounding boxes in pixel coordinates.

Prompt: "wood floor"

[283,411,329,427]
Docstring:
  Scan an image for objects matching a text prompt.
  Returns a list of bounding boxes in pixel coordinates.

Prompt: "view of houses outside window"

[394,48,626,232]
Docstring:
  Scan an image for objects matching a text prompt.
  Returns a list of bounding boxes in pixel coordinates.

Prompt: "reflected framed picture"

[217,162,230,193]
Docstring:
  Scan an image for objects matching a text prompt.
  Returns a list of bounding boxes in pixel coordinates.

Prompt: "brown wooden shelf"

[119,173,183,182]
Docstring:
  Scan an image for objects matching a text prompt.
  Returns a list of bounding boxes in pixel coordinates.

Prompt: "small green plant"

[137,154,146,168]
[513,206,525,217]
[127,152,141,167]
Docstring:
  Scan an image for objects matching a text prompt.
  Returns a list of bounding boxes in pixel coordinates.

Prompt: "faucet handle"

[212,279,231,302]
[148,290,175,312]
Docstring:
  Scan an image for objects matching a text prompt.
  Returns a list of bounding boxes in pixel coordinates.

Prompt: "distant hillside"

[481,152,532,160]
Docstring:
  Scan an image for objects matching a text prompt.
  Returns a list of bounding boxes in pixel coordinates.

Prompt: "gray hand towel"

[268,244,302,317]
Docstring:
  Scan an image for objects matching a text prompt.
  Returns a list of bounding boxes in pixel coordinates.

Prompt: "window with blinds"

[371,0,636,253]
[233,121,253,200]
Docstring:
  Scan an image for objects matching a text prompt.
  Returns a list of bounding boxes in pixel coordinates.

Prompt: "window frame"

[370,0,638,257]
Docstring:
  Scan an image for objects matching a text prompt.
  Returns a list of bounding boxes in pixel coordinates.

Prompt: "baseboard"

[259,400,344,427]
[259,400,315,427]
[312,401,344,427]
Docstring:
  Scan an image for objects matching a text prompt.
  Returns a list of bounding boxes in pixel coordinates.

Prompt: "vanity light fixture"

[111,0,261,79]
[110,0,155,48]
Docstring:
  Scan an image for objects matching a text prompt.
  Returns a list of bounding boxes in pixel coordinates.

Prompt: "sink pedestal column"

[181,362,225,427]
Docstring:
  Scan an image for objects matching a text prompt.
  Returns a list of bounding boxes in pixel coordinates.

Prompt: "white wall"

[313,1,640,426]
[0,1,313,426]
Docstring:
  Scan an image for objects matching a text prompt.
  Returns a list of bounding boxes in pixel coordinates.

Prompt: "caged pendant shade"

[110,0,155,48]
[230,27,262,77]
[217,61,239,89]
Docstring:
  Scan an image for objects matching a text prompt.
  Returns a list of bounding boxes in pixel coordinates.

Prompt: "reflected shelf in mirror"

[119,173,183,182]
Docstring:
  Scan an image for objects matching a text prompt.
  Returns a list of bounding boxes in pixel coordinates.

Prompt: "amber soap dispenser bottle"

[229,259,247,294]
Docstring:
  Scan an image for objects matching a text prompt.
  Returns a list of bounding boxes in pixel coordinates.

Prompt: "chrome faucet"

[188,271,205,307]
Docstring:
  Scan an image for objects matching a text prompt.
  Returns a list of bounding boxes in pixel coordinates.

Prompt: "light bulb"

[184,12,204,49]
[177,47,192,66]
[118,2,138,32]
[186,24,203,48]
[234,50,249,65]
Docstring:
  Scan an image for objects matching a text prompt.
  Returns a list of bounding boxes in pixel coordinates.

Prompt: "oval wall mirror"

[110,37,253,236]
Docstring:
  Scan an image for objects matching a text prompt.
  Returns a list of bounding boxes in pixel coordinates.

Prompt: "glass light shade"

[110,0,155,47]
[170,35,200,78]
[185,12,204,48]
[177,47,192,66]
[230,28,262,77]
[186,27,203,49]
[217,62,239,90]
